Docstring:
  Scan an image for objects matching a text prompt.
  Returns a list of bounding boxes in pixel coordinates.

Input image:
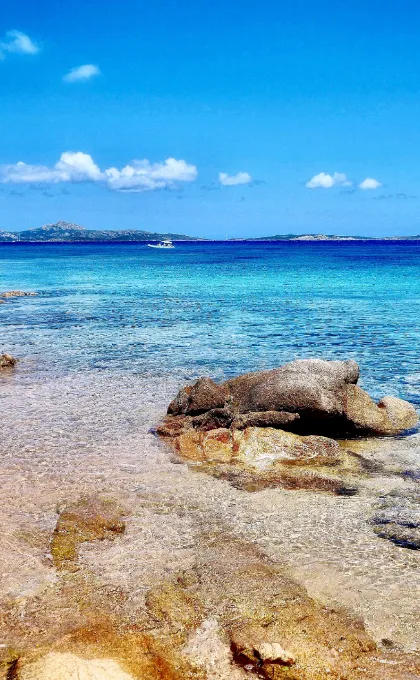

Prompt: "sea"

[0,240,419,403]
[1,239,420,653]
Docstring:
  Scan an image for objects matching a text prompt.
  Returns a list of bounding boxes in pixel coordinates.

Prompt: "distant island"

[238,233,420,241]
[0,222,420,242]
[0,221,205,242]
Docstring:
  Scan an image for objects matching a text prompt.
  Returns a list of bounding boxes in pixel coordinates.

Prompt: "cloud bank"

[219,171,252,186]
[0,152,198,192]
[63,64,101,83]
[0,30,39,58]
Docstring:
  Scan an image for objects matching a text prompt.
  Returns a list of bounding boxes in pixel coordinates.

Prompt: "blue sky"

[1,0,420,237]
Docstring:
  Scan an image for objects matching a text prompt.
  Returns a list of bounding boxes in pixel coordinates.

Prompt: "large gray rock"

[167,359,418,437]
[224,359,359,415]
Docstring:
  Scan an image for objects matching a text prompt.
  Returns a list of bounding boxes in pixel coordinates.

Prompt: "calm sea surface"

[1,240,419,404]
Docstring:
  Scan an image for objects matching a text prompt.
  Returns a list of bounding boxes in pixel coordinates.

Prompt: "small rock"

[256,642,295,666]
[0,353,17,369]
[0,290,37,298]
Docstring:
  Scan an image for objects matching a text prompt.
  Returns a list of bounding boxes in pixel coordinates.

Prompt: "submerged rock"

[145,581,203,634]
[166,359,418,437]
[0,353,17,369]
[371,490,420,550]
[19,652,135,680]
[51,496,125,571]
[7,533,420,680]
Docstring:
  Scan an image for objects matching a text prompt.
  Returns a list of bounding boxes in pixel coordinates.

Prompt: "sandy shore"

[1,367,419,677]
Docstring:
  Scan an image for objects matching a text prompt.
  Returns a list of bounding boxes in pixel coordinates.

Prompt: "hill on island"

[0,221,204,242]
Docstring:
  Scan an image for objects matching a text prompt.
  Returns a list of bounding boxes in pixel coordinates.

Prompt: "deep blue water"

[1,240,419,404]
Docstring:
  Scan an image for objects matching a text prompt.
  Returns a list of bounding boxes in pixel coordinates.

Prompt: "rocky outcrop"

[158,360,418,497]
[166,360,418,437]
[13,535,420,680]
[0,353,17,369]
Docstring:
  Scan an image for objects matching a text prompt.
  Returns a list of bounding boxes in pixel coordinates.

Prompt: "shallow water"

[0,241,420,669]
[1,241,420,401]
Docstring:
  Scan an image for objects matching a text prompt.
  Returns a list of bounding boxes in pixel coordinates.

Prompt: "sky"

[1,0,420,238]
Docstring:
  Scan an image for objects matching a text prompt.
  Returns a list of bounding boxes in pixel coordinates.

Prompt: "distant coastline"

[232,233,420,241]
[1,221,420,242]
[0,220,206,243]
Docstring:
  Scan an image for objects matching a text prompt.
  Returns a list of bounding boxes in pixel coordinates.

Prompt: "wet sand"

[0,367,419,677]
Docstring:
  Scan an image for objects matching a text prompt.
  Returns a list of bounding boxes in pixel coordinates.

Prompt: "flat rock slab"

[176,426,341,471]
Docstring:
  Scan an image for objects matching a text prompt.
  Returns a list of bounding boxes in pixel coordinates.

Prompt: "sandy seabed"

[0,366,419,678]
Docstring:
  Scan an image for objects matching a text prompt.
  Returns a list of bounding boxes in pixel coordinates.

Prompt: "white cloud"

[105,158,198,191]
[306,172,350,189]
[307,172,382,191]
[219,171,252,186]
[0,152,198,192]
[0,152,102,184]
[55,152,103,181]
[358,177,382,190]
[63,64,100,83]
[0,30,39,58]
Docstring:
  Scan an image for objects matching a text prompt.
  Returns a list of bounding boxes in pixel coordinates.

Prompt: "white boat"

[147,239,175,249]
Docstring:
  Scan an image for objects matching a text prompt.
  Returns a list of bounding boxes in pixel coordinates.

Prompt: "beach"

[1,241,419,678]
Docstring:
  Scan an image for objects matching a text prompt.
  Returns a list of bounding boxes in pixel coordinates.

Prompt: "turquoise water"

[1,240,420,404]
